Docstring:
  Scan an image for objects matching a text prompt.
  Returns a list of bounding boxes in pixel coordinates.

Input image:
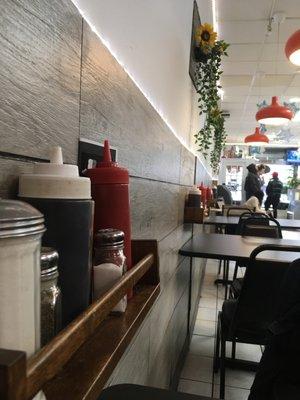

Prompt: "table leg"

[214,259,232,289]
[224,260,229,299]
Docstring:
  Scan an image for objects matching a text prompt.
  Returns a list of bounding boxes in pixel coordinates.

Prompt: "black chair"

[217,207,253,279]
[273,380,300,400]
[230,214,283,298]
[97,384,217,400]
[237,213,282,237]
[225,206,253,234]
[213,244,300,400]
[248,258,300,399]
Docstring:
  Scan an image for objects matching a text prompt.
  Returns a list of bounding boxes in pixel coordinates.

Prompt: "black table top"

[179,233,300,262]
[204,216,300,230]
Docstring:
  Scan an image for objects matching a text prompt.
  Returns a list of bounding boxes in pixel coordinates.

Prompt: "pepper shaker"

[40,247,61,346]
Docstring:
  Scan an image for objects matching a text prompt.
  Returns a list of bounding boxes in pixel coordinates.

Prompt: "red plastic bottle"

[85,140,132,273]
[206,187,212,203]
[198,182,207,207]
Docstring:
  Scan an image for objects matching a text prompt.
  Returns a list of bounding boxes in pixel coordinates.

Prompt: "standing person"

[244,164,264,205]
[257,164,266,188]
[265,172,283,218]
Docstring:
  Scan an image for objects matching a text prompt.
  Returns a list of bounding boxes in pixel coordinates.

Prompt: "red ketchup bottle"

[198,182,207,208]
[206,187,212,203]
[85,140,132,276]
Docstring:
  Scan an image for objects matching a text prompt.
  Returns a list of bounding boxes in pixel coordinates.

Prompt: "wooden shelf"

[44,285,160,400]
[0,240,159,400]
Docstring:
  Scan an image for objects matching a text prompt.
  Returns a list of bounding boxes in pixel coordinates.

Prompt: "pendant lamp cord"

[276,21,280,95]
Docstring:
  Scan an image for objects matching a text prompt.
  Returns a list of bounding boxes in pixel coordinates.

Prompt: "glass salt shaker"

[93,229,127,313]
[40,247,61,346]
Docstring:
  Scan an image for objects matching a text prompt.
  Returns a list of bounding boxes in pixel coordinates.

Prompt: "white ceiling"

[217,0,300,145]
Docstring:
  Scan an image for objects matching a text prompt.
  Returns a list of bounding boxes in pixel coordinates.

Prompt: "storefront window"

[225,165,243,202]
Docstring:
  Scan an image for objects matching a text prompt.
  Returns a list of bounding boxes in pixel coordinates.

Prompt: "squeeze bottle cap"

[189,185,201,195]
[85,139,129,185]
[18,146,91,199]
[97,140,118,168]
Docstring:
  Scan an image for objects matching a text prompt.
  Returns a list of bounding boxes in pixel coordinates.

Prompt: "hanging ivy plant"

[193,23,229,173]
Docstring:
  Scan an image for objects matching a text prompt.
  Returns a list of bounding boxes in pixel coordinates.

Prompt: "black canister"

[187,186,202,207]
[19,147,94,327]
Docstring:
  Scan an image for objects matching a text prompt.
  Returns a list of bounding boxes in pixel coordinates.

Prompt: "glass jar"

[93,229,127,312]
[40,247,61,346]
[0,200,45,357]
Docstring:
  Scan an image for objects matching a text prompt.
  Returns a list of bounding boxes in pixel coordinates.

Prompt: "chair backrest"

[236,213,269,235]
[237,214,282,238]
[225,206,252,217]
[238,211,252,221]
[229,244,300,340]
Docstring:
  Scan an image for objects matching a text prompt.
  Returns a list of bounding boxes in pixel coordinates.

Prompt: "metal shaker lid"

[41,247,59,279]
[94,229,124,247]
[0,199,45,238]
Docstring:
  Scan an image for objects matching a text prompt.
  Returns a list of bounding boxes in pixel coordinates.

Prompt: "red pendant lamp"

[255,96,293,126]
[285,29,300,66]
[244,127,269,145]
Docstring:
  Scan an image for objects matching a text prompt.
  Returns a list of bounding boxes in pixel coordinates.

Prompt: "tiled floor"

[178,260,263,399]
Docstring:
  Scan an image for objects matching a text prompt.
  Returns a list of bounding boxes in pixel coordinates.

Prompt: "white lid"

[189,185,201,195]
[19,147,91,199]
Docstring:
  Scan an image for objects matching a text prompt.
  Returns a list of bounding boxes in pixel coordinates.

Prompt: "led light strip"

[212,0,218,34]
[71,0,212,178]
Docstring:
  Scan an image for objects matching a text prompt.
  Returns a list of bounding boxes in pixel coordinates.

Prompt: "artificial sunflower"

[195,23,217,48]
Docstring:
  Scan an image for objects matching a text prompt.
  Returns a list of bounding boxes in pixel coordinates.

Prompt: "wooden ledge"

[44,284,160,400]
[0,240,159,400]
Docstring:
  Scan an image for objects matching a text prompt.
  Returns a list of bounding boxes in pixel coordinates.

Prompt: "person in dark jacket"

[264,172,283,218]
[217,183,233,205]
[244,164,264,205]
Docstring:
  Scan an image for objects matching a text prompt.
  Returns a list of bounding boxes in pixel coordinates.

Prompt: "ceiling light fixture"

[244,127,269,145]
[285,29,300,66]
[255,15,293,126]
[256,96,293,126]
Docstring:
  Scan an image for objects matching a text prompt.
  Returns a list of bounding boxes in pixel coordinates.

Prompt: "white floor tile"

[203,279,216,289]
[204,269,217,279]
[199,296,217,309]
[189,335,216,357]
[180,354,214,383]
[197,307,217,322]
[201,287,217,299]
[205,261,219,276]
[178,379,212,397]
[194,319,216,337]
[214,368,256,389]
[226,342,263,363]
[214,384,250,400]
[177,265,258,398]
[217,285,226,300]
[217,298,224,311]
